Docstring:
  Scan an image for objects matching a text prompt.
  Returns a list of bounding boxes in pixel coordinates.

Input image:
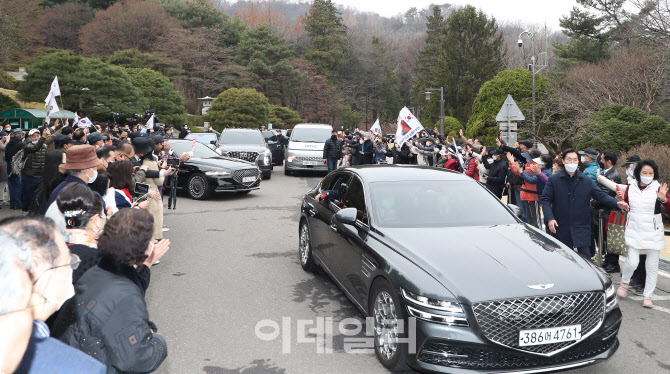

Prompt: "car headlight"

[401,289,464,313]
[605,283,618,313]
[215,148,223,156]
[264,150,271,164]
[205,171,231,176]
[287,155,296,163]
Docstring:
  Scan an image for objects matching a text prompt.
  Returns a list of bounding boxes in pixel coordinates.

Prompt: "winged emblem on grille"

[527,284,554,290]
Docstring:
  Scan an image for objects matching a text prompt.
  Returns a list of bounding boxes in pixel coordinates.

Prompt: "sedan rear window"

[369,181,517,228]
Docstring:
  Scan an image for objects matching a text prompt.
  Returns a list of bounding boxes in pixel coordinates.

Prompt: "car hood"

[218,144,268,152]
[381,224,605,304]
[288,141,325,151]
[187,157,255,170]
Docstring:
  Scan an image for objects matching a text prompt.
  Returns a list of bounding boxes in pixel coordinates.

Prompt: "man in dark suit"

[595,150,623,273]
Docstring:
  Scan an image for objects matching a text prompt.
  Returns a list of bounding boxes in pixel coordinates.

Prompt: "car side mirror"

[507,204,523,218]
[334,207,357,225]
[210,140,216,145]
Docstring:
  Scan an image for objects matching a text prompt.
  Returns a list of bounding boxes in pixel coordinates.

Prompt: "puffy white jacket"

[625,180,665,251]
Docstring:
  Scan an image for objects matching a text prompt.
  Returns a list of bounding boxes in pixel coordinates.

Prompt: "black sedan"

[168,139,261,199]
[298,165,621,373]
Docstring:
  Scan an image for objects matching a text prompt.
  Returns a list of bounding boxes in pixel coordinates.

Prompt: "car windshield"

[369,181,517,228]
[290,127,332,142]
[170,141,219,158]
[220,131,264,145]
[186,133,217,143]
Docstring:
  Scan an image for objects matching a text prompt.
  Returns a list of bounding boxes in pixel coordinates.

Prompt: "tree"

[124,68,186,125]
[106,49,185,82]
[236,24,303,106]
[208,88,270,130]
[434,5,506,125]
[0,0,43,64]
[18,50,143,121]
[467,69,553,146]
[80,0,178,56]
[574,104,670,151]
[0,93,20,112]
[367,36,402,123]
[303,0,349,80]
[289,58,339,124]
[412,5,445,119]
[158,0,244,47]
[39,2,93,53]
[269,105,303,128]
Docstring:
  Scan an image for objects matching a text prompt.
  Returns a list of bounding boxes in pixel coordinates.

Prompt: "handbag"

[606,210,628,257]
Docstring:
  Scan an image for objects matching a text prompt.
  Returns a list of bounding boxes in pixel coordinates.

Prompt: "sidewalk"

[663,235,670,265]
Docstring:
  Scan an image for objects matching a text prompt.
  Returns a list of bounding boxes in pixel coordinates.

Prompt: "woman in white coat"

[599,159,669,308]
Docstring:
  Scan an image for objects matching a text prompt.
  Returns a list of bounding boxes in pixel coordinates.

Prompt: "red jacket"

[511,161,538,202]
[444,158,459,171]
[465,158,479,181]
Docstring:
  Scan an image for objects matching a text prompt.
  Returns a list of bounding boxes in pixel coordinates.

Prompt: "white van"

[284,124,333,175]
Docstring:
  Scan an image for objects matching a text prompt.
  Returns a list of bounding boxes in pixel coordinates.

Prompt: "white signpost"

[496,95,525,146]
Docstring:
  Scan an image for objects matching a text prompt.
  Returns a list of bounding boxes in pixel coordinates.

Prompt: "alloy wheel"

[374,290,399,360]
[300,224,309,265]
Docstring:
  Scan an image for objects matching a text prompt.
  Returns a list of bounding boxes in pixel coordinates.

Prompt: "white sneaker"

[162,227,169,232]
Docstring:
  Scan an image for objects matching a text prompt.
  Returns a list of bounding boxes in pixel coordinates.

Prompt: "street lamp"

[424,87,444,136]
[518,30,547,136]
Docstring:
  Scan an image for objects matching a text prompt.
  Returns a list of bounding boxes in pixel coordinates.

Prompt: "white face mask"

[626,165,635,177]
[39,271,75,311]
[564,163,579,173]
[487,158,494,164]
[580,156,586,164]
[640,176,654,185]
[86,168,98,183]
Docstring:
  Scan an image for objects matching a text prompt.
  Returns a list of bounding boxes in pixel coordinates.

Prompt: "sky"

[331,0,579,31]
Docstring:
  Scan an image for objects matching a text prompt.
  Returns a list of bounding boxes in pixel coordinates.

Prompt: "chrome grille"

[228,151,259,163]
[232,168,260,187]
[472,292,605,356]
[295,156,323,163]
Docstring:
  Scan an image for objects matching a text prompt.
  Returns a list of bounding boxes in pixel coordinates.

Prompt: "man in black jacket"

[358,133,374,165]
[482,148,508,199]
[21,128,48,214]
[322,130,342,173]
[5,129,24,210]
[595,150,623,273]
[390,142,411,164]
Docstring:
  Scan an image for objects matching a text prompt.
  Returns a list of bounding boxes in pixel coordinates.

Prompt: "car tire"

[263,171,272,180]
[187,173,211,200]
[298,221,318,272]
[370,280,409,372]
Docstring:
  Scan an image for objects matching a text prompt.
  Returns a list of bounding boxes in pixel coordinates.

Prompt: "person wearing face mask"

[597,159,670,308]
[462,144,480,181]
[0,130,10,208]
[481,147,508,199]
[322,130,343,173]
[0,216,106,374]
[540,149,629,260]
[20,128,48,215]
[53,209,169,373]
[578,147,600,185]
[622,154,641,184]
[46,145,101,208]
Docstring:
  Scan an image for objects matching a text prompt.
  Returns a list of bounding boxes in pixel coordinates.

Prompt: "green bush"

[269,105,303,128]
[0,93,20,112]
[0,72,19,90]
[208,88,270,131]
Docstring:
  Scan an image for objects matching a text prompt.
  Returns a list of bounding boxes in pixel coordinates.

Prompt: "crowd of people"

[324,126,669,309]
[0,117,191,373]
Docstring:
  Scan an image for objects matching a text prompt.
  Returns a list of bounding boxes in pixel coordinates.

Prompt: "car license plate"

[242,176,256,183]
[519,325,581,347]
[303,161,319,166]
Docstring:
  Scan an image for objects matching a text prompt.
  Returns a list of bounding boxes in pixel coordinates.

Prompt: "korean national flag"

[395,107,424,146]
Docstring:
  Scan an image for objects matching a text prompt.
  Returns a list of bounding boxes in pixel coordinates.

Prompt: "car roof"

[341,165,475,183]
[292,124,332,129]
[222,128,261,132]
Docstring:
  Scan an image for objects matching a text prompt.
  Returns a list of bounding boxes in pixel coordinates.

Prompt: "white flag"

[73,112,79,125]
[370,118,382,136]
[140,114,154,133]
[50,76,61,97]
[45,95,59,120]
[395,107,424,146]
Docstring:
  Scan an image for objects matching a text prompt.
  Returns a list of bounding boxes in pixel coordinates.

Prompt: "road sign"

[499,123,518,131]
[496,95,525,122]
[502,132,518,146]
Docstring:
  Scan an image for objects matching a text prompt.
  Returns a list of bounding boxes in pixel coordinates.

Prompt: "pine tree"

[369,36,402,123]
[303,0,348,81]
[435,5,505,125]
[412,5,446,125]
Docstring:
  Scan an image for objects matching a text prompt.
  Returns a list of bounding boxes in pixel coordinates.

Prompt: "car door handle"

[330,224,337,232]
[309,209,316,217]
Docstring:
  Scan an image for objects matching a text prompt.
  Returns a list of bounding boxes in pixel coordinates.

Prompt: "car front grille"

[418,327,618,370]
[232,168,260,187]
[228,151,259,163]
[472,292,605,355]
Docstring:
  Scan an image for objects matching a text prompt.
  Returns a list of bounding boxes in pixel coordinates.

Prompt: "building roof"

[197,96,215,100]
[0,109,77,119]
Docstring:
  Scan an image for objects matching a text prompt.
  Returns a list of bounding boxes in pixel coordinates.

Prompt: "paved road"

[3,166,668,373]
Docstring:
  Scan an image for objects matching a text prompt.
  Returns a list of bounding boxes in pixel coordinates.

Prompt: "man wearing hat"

[622,154,641,184]
[47,145,101,207]
[87,132,107,149]
[481,147,508,199]
[578,147,600,185]
[20,128,48,214]
[5,129,25,210]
